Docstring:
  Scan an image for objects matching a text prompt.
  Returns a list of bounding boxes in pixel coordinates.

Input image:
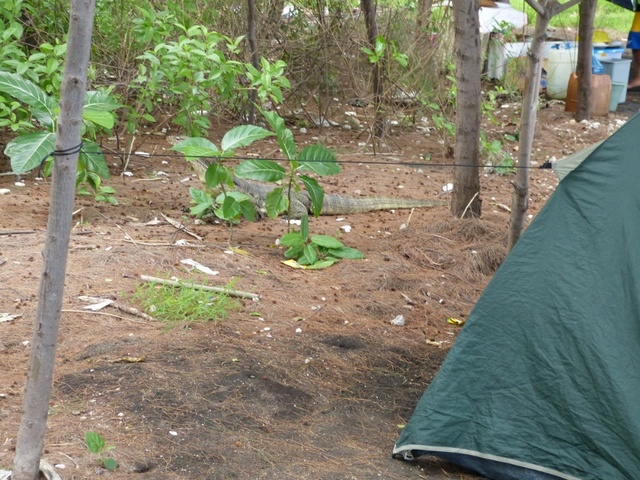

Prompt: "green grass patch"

[131,278,240,328]
[510,0,633,34]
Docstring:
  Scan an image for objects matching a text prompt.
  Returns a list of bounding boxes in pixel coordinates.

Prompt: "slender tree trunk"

[416,0,434,31]
[12,1,96,478]
[508,0,581,251]
[247,0,259,123]
[508,15,548,251]
[451,0,482,218]
[576,0,596,121]
[361,0,385,139]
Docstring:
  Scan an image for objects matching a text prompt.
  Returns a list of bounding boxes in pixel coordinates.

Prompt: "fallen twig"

[77,295,157,321]
[139,274,260,301]
[161,213,203,241]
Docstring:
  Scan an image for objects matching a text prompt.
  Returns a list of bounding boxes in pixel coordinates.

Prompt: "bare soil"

[0,97,637,479]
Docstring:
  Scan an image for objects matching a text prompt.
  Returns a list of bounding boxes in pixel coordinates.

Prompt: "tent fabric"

[393,113,640,480]
[552,140,604,181]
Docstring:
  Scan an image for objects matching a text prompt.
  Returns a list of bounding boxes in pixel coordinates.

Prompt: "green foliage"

[132,24,291,135]
[511,0,630,32]
[361,35,408,67]
[0,71,120,201]
[280,215,364,269]
[131,277,240,327]
[172,125,275,223]
[85,431,117,471]
[480,132,516,175]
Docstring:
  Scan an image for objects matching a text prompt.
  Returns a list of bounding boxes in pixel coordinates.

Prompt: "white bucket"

[546,45,578,99]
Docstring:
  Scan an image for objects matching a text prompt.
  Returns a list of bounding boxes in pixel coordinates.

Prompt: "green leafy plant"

[0,71,120,201]
[85,431,117,471]
[172,124,275,223]
[361,35,408,68]
[480,132,516,175]
[131,277,240,327]
[280,215,364,269]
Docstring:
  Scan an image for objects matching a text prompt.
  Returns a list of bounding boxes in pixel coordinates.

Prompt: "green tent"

[393,114,640,479]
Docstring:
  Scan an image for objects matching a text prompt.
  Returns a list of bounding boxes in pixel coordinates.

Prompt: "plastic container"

[602,59,632,104]
[565,72,578,113]
[593,47,625,62]
[564,73,612,116]
[610,82,626,111]
[547,45,578,99]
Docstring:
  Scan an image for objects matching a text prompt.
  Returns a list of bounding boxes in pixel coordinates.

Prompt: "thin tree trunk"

[576,0,596,121]
[508,0,581,251]
[12,1,96,478]
[361,0,385,139]
[451,0,482,218]
[247,0,259,123]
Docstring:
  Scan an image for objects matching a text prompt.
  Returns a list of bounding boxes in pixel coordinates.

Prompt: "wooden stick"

[139,274,260,300]
[77,295,157,321]
[161,213,203,241]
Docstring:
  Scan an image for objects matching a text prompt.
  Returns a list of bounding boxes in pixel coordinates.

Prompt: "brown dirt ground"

[0,96,638,479]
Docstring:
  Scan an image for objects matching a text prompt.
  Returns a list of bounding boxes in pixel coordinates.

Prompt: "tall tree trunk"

[12,0,96,478]
[508,0,581,251]
[361,0,385,139]
[416,0,434,31]
[247,0,259,123]
[576,0,596,121]
[451,0,482,218]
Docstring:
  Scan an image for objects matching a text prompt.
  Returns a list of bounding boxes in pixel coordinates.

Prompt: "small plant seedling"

[85,431,117,471]
[131,277,240,328]
[280,215,364,269]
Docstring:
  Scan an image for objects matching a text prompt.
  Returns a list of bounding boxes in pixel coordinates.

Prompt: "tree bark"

[576,0,596,121]
[361,0,385,139]
[508,0,581,252]
[451,0,482,218]
[12,1,96,478]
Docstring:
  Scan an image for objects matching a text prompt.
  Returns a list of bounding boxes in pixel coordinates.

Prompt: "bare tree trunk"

[451,0,482,218]
[508,0,581,251]
[361,0,385,139]
[12,1,96,478]
[417,0,434,31]
[576,0,596,121]
[247,0,259,123]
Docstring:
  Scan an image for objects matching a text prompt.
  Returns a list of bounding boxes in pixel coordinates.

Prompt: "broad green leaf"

[214,191,251,204]
[190,187,213,207]
[265,186,287,219]
[305,259,338,269]
[298,145,340,175]
[239,199,256,221]
[81,141,110,179]
[234,159,286,182]
[220,125,274,151]
[102,458,118,471]
[302,244,318,265]
[280,232,305,248]
[284,245,304,259]
[328,247,365,259]
[6,131,55,173]
[171,137,219,158]
[83,91,121,111]
[205,163,232,188]
[299,175,324,217]
[85,431,106,454]
[0,71,56,127]
[216,194,242,220]
[261,109,286,134]
[278,128,296,161]
[311,235,344,249]
[83,108,115,129]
